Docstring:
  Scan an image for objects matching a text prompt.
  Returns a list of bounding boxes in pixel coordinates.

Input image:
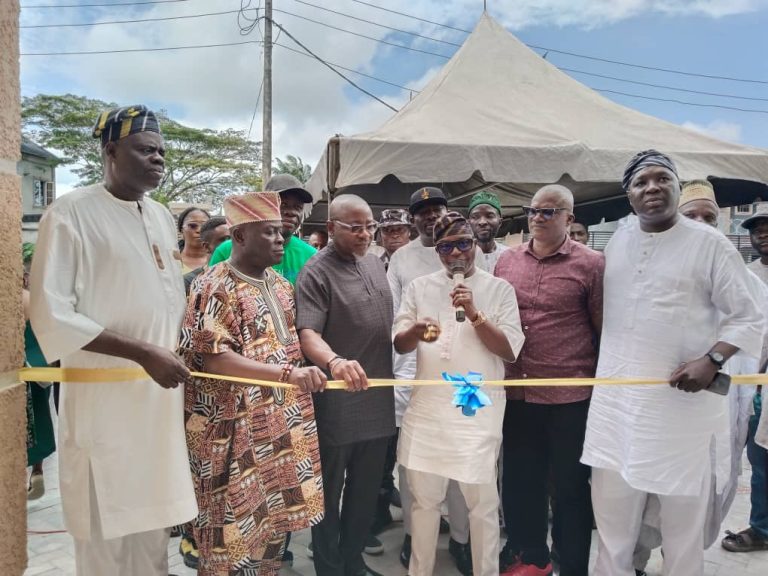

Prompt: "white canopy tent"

[306,13,768,228]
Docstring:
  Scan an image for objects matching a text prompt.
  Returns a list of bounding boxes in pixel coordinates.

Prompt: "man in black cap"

[30,105,198,575]
[387,186,487,574]
[209,173,316,285]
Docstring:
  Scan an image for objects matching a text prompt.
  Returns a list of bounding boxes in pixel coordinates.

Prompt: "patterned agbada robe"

[179,263,324,576]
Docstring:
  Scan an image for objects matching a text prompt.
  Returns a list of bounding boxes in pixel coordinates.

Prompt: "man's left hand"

[669,357,719,393]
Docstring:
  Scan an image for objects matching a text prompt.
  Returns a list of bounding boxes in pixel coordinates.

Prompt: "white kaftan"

[29,184,198,540]
[395,268,524,484]
[582,215,762,497]
[387,239,488,422]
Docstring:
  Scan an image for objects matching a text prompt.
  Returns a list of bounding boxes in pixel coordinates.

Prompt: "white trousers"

[399,464,470,541]
[408,468,499,576]
[592,467,711,576]
[74,470,169,576]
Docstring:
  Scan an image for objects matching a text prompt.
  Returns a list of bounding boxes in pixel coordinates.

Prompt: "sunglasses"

[332,220,379,235]
[435,238,474,255]
[522,207,567,220]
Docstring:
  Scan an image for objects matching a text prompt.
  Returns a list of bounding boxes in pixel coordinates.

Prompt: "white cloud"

[681,119,743,142]
[19,0,765,187]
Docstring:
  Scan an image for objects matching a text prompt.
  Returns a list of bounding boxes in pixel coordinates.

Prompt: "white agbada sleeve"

[29,207,104,362]
[490,280,525,361]
[711,247,764,359]
[393,279,418,350]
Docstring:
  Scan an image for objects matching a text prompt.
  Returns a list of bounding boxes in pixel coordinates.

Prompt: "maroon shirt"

[494,236,604,404]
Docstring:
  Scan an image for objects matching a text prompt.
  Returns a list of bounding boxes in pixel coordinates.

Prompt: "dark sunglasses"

[435,238,474,255]
[522,206,567,220]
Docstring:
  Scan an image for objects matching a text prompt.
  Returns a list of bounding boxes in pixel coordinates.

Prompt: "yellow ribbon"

[17,367,768,389]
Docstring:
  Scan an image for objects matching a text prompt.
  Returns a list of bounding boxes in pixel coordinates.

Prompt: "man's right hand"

[140,345,190,389]
[330,359,369,392]
[288,366,328,393]
[413,317,441,343]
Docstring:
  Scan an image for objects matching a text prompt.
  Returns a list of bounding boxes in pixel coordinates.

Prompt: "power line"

[594,89,768,114]
[343,0,768,85]
[266,19,398,112]
[563,68,768,103]
[275,6,768,102]
[274,41,419,93]
[21,0,193,7]
[21,39,260,56]
[273,7,452,59]
[20,8,243,28]
[346,0,471,34]
[288,0,462,48]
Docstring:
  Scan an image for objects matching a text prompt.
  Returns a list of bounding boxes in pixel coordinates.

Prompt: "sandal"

[721,528,768,552]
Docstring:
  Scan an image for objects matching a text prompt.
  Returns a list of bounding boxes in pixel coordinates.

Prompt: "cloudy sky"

[18,0,768,193]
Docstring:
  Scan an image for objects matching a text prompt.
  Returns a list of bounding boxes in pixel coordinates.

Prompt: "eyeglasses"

[522,207,567,220]
[435,238,474,255]
[332,220,379,235]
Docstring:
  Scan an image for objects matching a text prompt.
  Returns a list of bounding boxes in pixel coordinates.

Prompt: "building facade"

[18,137,58,243]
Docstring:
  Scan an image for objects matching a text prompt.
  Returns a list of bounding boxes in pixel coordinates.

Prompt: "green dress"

[25,322,56,465]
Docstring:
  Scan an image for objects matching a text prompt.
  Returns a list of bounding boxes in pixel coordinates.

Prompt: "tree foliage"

[274,154,312,184]
[22,93,262,205]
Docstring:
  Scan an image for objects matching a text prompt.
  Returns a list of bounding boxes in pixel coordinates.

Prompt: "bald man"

[296,194,396,576]
[495,185,604,576]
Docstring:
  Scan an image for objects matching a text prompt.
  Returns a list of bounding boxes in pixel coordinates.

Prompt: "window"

[735,204,752,215]
[33,180,55,208]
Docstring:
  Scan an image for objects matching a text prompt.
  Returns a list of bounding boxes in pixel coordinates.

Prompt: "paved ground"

[26,424,768,575]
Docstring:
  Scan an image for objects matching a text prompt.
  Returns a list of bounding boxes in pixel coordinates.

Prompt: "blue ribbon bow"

[445,371,492,417]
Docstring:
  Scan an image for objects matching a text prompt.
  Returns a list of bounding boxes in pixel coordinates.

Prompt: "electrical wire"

[22,0,193,8]
[21,39,260,56]
[265,19,399,112]
[594,88,768,114]
[342,0,768,85]
[20,9,243,28]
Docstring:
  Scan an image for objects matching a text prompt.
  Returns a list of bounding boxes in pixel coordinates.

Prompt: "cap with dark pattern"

[433,211,472,244]
[92,105,161,147]
[622,149,678,191]
[379,208,411,227]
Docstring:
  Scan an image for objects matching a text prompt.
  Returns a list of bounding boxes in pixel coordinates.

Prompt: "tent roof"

[306,13,768,226]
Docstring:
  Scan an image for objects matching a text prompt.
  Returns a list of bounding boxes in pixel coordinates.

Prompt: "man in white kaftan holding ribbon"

[29,106,198,576]
[393,212,524,576]
[581,150,763,576]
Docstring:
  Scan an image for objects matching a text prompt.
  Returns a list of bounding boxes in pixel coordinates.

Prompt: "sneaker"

[178,534,199,569]
[499,543,521,572]
[721,528,768,552]
[502,562,553,576]
[306,541,314,559]
[364,533,384,555]
[449,538,473,576]
[400,534,411,569]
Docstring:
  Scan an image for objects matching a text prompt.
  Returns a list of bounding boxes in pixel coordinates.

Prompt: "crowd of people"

[23,104,768,576]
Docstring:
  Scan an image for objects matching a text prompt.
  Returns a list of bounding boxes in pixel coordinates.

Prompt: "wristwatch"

[470,311,487,327]
[706,351,725,369]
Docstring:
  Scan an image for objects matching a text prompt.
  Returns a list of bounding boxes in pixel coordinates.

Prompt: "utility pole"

[262,0,273,187]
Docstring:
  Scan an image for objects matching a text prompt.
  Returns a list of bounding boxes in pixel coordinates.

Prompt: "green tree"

[274,154,312,183]
[22,93,262,205]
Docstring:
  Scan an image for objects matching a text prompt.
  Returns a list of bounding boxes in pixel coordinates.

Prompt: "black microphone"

[450,261,467,322]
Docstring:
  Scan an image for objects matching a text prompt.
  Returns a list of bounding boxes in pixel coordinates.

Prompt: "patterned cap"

[379,208,411,227]
[622,149,678,191]
[468,190,502,215]
[679,180,717,208]
[92,105,161,147]
[409,186,447,215]
[433,211,472,244]
[223,192,281,229]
